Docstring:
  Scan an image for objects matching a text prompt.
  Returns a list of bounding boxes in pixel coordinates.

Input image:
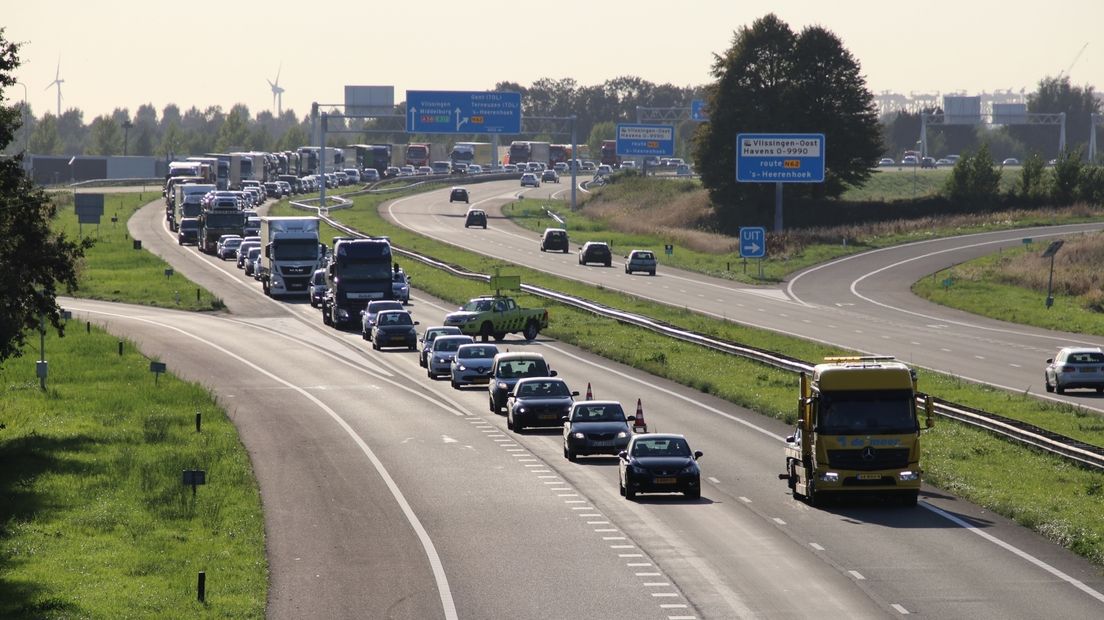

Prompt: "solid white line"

[921,502,1104,603]
[76,306,458,619]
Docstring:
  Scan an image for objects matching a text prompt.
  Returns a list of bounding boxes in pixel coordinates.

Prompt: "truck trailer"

[781,356,934,507]
[507,141,550,165]
[260,216,322,298]
[321,237,395,328]
[450,142,493,167]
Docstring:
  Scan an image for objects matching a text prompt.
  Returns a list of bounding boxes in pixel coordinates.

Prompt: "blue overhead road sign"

[739,227,766,258]
[406,90,521,134]
[615,123,675,157]
[691,99,709,121]
[736,133,825,183]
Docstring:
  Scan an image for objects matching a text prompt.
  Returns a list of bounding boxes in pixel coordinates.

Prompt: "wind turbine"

[45,59,64,117]
[267,64,285,116]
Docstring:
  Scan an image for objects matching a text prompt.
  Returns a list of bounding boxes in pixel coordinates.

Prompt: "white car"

[449,343,500,388]
[520,173,540,188]
[1045,347,1104,394]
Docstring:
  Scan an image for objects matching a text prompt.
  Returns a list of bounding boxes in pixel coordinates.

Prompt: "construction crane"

[1058,42,1088,79]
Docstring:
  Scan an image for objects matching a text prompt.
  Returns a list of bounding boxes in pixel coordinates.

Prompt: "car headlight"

[898,471,919,481]
[629,464,649,475]
[408,328,417,336]
[616,431,628,439]
[572,432,585,439]
[819,472,840,483]
[679,464,698,475]
[337,309,348,320]
[498,382,508,390]
[437,357,448,363]
[456,364,467,371]
[517,407,527,414]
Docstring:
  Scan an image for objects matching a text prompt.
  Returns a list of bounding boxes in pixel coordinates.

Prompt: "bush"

[1077,165,1104,205]
[1017,153,1048,201]
[1050,149,1084,205]
[944,144,1001,207]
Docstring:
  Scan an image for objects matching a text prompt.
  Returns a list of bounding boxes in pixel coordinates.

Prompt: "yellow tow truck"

[781,356,934,507]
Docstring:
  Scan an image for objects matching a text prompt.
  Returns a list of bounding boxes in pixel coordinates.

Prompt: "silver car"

[1045,347,1104,394]
[625,249,657,276]
[450,343,500,389]
[419,326,463,368]
[427,335,474,379]
[392,270,411,304]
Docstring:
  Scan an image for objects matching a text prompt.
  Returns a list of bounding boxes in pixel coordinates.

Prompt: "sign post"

[406,91,521,134]
[735,133,825,232]
[740,227,767,279]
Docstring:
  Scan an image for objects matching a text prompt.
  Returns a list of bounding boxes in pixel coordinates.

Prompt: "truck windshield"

[337,261,391,279]
[272,239,319,261]
[817,389,917,435]
[462,299,495,312]
[181,204,203,218]
[204,213,243,228]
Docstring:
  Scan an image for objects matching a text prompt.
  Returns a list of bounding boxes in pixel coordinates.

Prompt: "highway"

[58,193,1104,618]
[382,179,1104,414]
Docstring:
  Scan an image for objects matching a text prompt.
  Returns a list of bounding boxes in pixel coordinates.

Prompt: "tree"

[0,28,92,363]
[1013,76,1100,159]
[944,143,1000,207]
[86,115,123,155]
[29,112,61,155]
[587,121,616,159]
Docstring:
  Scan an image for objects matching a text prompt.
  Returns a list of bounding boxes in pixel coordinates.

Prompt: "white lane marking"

[810,543,825,551]
[707,476,720,484]
[441,435,458,444]
[595,528,618,533]
[848,570,865,580]
[76,307,459,619]
[636,572,662,577]
[603,536,627,541]
[627,562,652,567]
[921,502,1104,603]
[891,603,910,614]
[738,496,752,503]
[772,518,786,525]
[619,553,644,558]
[974,355,986,360]
[651,592,679,597]
[565,499,587,504]
[1009,363,1022,368]
[610,545,635,549]
[643,582,672,587]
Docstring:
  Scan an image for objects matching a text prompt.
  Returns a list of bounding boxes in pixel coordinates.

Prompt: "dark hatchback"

[464,208,487,229]
[507,377,579,433]
[578,241,612,267]
[370,310,419,351]
[618,433,703,499]
[540,228,569,253]
[177,218,200,245]
[563,400,635,461]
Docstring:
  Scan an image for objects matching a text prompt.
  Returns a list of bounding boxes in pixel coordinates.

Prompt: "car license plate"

[858,474,882,480]
[653,477,677,484]
[390,335,405,342]
[590,440,615,447]
[1081,367,1098,373]
[539,415,557,420]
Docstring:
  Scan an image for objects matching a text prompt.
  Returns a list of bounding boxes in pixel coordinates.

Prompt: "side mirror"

[626,415,636,422]
[617,450,628,460]
[1046,358,1054,364]
[550,370,558,377]
[571,391,580,397]
[560,415,569,423]
[785,435,795,444]
[694,451,703,460]
[413,321,420,325]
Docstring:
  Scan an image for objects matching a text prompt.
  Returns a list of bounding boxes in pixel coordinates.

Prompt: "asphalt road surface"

[55,193,1104,618]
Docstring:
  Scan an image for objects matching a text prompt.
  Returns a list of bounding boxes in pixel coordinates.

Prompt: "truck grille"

[280,265,312,276]
[827,448,910,471]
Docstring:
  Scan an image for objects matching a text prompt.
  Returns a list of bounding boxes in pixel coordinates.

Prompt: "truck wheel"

[523,321,539,341]
[480,322,494,343]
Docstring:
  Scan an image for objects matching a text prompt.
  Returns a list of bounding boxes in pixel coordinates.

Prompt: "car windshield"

[458,345,498,359]
[572,404,625,422]
[1064,351,1104,363]
[633,252,654,260]
[518,381,570,397]
[368,301,403,314]
[632,438,691,457]
[379,312,412,326]
[462,299,495,312]
[497,359,549,378]
[817,389,918,435]
[434,338,467,352]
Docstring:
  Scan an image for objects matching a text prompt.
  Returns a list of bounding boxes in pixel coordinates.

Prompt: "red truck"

[600,140,621,167]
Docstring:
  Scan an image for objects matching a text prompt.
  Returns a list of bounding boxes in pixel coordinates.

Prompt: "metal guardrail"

[289,193,1104,471]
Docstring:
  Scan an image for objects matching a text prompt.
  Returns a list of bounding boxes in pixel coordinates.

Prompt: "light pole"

[122,119,133,156]
[913,140,921,199]
[15,81,28,154]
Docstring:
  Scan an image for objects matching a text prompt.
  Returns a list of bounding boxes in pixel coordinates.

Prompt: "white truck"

[259,216,322,298]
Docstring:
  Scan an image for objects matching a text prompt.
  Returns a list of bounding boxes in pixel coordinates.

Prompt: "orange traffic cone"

[585,382,593,400]
[633,398,647,433]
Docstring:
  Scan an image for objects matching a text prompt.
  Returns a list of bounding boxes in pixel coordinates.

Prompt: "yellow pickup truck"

[443,295,549,342]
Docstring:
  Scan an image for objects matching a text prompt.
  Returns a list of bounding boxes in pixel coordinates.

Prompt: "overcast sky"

[5,1,1102,120]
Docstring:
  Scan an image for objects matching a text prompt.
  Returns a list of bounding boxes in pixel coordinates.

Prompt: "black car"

[177,218,200,245]
[540,228,569,253]
[563,400,635,461]
[619,434,702,499]
[489,352,555,413]
[449,187,469,203]
[370,310,419,351]
[507,377,579,433]
[464,208,487,229]
[579,241,612,267]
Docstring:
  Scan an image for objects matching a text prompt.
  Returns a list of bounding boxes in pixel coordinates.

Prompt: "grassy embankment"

[0,191,267,616]
[914,231,1104,337]
[273,188,1104,566]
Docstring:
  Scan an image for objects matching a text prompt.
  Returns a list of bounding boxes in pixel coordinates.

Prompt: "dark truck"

[199,195,245,253]
[322,237,395,328]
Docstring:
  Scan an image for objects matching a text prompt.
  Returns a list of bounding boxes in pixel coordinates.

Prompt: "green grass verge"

[51,192,222,311]
[272,187,1104,566]
[0,327,266,618]
[840,167,1020,202]
[913,247,1104,338]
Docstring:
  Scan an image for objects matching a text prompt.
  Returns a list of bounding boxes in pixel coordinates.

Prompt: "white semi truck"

[259,216,322,298]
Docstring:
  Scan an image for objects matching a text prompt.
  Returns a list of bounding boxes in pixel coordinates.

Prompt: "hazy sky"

[5,1,1102,121]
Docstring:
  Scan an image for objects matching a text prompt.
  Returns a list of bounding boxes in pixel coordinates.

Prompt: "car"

[540,228,569,253]
[582,161,596,171]
[343,168,361,184]
[449,343,500,389]
[243,247,261,276]
[217,236,243,260]
[675,164,692,177]
[920,157,936,169]
[309,268,327,308]
[177,218,200,245]
[418,326,463,368]
[621,160,637,169]
[553,162,568,173]
[1045,347,1104,394]
[520,173,540,187]
[449,187,469,203]
[392,270,411,304]
[901,155,919,166]
[431,161,452,175]
[488,352,556,413]
[417,166,433,176]
[399,165,415,176]
[878,157,896,167]
[264,182,282,198]
[625,249,657,275]
[945,154,961,165]
[467,164,483,174]
[370,310,419,351]
[562,400,635,461]
[596,164,613,177]
[507,377,579,433]
[237,241,260,268]
[526,162,542,173]
[503,164,519,173]
[427,335,475,379]
[579,241,612,267]
[541,169,560,184]
[452,163,468,175]
[361,300,405,341]
[464,208,488,229]
[384,166,401,179]
[935,158,953,167]
[1002,158,1021,166]
[618,433,703,500]
[251,252,264,280]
